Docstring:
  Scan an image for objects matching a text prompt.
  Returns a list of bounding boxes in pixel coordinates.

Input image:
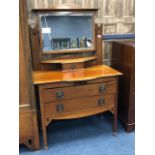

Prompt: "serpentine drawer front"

[44,94,115,117]
[42,80,117,103]
[34,65,122,149]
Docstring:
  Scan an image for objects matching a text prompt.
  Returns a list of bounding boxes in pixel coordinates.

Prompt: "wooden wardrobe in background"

[111,41,135,132]
[19,0,40,150]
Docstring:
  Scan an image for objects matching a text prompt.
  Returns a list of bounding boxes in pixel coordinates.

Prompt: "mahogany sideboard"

[111,40,135,132]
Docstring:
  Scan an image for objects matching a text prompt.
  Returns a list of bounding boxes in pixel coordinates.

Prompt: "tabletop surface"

[33,65,122,85]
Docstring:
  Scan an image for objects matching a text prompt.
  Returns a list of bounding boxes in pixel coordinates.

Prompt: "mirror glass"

[39,13,94,52]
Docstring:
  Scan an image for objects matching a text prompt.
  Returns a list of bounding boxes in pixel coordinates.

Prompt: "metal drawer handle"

[99,85,106,93]
[56,91,64,99]
[56,104,64,112]
[98,98,105,106]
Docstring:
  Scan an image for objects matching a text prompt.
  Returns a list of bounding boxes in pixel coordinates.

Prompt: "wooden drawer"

[62,62,84,71]
[44,94,115,117]
[43,80,117,103]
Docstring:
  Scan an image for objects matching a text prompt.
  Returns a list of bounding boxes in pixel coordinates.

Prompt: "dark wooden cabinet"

[111,40,135,132]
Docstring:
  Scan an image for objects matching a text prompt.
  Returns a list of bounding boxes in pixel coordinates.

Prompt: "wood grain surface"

[27,0,135,34]
[43,80,116,102]
[19,0,40,150]
[33,65,122,84]
[41,56,97,64]
[44,94,115,117]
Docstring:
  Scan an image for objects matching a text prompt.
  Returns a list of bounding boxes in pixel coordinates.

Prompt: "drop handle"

[56,91,64,98]
[99,85,106,93]
[98,98,105,106]
[56,104,64,112]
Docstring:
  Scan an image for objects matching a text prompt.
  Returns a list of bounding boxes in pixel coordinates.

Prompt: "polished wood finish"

[20,1,35,108]
[62,62,84,71]
[44,94,115,118]
[42,79,117,103]
[30,5,122,149]
[95,24,103,65]
[41,56,98,71]
[34,65,122,148]
[30,26,96,71]
[19,0,40,150]
[30,27,42,70]
[33,65,122,85]
[30,5,99,71]
[36,77,117,90]
[19,23,29,106]
[32,4,96,57]
[111,40,135,132]
[47,107,114,120]
[41,56,97,64]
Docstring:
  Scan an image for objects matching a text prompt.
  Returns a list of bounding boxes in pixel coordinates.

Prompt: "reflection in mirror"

[39,14,94,52]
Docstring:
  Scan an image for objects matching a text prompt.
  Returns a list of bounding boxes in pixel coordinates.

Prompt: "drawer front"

[43,80,117,103]
[62,62,84,71]
[44,94,115,117]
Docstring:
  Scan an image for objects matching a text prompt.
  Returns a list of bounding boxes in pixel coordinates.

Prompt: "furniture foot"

[44,146,48,150]
[112,132,118,137]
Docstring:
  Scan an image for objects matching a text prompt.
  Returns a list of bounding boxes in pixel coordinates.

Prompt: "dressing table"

[30,5,122,149]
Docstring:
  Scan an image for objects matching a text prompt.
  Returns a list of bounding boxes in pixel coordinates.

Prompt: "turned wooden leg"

[42,123,48,149]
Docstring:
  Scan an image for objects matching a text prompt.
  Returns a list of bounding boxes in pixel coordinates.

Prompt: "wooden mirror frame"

[30,5,103,71]
[37,11,96,55]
